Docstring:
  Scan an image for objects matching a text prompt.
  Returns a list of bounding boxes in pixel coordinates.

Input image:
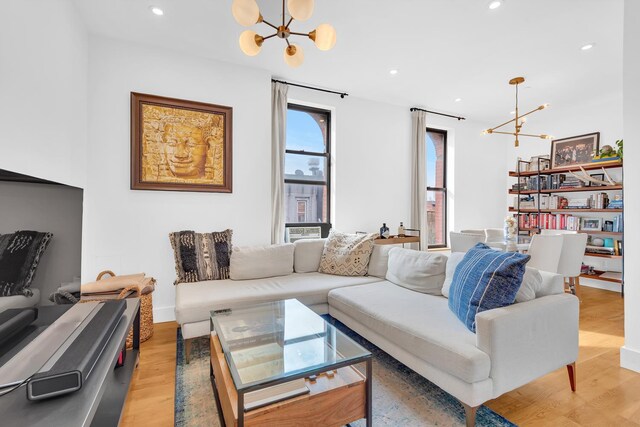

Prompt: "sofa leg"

[462,403,478,427]
[185,338,192,364]
[567,362,576,392]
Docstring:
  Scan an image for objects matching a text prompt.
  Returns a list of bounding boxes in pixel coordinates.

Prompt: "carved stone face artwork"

[163,123,210,179]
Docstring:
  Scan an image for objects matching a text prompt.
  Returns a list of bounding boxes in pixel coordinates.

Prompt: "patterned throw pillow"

[0,230,53,297]
[448,243,530,332]
[318,231,377,276]
[169,229,232,284]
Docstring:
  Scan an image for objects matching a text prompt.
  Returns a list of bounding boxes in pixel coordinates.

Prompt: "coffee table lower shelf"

[209,333,370,427]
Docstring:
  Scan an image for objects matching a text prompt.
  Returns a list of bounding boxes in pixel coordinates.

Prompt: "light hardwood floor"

[122,287,639,426]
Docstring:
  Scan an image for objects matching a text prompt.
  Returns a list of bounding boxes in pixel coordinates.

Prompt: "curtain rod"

[272,79,349,99]
[410,107,466,121]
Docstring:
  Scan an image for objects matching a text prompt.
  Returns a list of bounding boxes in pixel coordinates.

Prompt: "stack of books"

[559,176,583,189]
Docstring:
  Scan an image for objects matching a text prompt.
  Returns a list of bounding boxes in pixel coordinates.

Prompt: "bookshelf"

[508,158,624,291]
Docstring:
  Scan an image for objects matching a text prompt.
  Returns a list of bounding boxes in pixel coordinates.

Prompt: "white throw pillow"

[441,252,465,298]
[515,267,543,303]
[367,245,392,279]
[293,239,326,273]
[318,231,377,276]
[385,248,447,295]
[230,244,294,280]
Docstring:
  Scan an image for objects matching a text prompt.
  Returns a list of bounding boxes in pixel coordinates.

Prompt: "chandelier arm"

[285,38,291,47]
[282,0,285,26]
[517,133,551,138]
[285,17,294,29]
[488,106,549,132]
[263,33,278,41]
[262,19,279,30]
[289,31,309,36]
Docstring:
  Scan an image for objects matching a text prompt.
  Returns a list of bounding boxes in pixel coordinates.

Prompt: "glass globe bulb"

[287,0,314,21]
[232,0,260,26]
[239,30,263,56]
[284,44,304,68]
[311,23,336,51]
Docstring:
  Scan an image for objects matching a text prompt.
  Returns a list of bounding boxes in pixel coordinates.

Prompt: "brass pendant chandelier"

[483,77,552,147]
[232,0,336,68]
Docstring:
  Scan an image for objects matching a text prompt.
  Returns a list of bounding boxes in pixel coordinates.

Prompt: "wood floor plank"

[121,287,639,426]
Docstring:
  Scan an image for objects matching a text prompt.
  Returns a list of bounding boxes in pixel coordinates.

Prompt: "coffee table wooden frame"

[209,332,373,427]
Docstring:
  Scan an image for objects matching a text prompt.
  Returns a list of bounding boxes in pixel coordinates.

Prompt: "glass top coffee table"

[209,298,372,427]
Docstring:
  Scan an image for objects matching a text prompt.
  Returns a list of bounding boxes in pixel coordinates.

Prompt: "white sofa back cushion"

[230,244,294,280]
[293,239,326,273]
[367,245,392,279]
[385,248,447,295]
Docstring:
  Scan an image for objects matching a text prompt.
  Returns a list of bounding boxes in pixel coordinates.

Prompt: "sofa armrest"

[475,293,579,397]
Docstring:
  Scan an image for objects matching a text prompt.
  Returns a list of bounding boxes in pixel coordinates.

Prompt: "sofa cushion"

[293,239,325,273]
[449,243,529,332]
[0,289,40,311]
[515,267,543,303]
[328,282,491,383]
[385,248,446,295]
[175,272,383,325]
[318,231,377,276]
[169,229,232,284]
[442,252,465,298]
[367,245,391,279]
[230,244,294,280]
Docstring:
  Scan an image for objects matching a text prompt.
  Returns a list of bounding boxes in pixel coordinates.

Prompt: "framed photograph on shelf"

[529,155,550,172]
[550,132,600,169]
[131,92,233,193]
[580,217,603,231]
[589,173,605,187]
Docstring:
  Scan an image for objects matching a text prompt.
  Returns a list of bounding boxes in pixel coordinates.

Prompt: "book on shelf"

[585,245,615,255]
[244,377,310,412]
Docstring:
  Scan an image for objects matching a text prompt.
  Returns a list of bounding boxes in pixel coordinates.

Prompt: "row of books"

[518,213,581,231]
[586,241,623,256]
[512,174,578,191]
[513,194,622,210]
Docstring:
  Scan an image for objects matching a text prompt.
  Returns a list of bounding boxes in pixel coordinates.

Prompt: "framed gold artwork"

[131,92,232,192]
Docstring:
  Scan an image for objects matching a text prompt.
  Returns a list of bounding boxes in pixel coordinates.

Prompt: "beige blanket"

[81,273,155,296]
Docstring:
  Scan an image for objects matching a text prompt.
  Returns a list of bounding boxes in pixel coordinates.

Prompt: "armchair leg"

[185,338,192,364]
[567,362,576,392]
[462,402,478,427]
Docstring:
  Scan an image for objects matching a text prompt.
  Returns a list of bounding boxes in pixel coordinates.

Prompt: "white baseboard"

[153,305,175,323]
[621,346,640,373]
[579,278,621,293]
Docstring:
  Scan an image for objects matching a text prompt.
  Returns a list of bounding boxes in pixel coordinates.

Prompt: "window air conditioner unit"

[285,226,322,243]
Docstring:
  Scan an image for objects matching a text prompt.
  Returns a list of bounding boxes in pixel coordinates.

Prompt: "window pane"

[285,154,327,182]
[285,183,327,223]
[286,109,327,152]
[426,131,445,188]
[426,190,446,246]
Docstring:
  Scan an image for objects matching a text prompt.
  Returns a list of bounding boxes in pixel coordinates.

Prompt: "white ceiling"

[73,0,623,123]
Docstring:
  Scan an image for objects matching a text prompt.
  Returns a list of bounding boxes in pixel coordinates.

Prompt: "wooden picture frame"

[580,217,603,231]
[131,92,232,193]
[550,132,599,170]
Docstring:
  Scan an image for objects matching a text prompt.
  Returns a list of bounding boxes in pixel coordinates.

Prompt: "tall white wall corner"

[622,0,640,372]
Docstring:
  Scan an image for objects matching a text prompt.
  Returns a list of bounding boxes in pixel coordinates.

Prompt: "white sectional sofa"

[174,239,579,426]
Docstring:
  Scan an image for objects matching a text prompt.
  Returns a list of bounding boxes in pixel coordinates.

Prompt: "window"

[285,104,331,230]
[426,128,447,248]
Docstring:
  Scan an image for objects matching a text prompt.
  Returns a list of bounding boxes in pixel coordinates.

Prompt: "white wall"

[621,0,640,373]
[83,37,272,321]
[0,0,88,188]
[0,182,83,305]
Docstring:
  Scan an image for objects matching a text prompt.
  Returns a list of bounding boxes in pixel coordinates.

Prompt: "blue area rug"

[174,319,516,426]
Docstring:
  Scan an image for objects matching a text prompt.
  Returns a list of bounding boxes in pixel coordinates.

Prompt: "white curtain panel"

[271,82,288,244]
[411,110,428,250]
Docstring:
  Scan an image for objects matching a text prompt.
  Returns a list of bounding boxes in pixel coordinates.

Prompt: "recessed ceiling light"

[454,98,462,102]
[488,1,502,10]
[150,6,164,16]
[389,69,398,75]
[581,43,595,51]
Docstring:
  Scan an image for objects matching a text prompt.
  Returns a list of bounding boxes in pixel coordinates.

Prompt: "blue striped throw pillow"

[448,243,530,332]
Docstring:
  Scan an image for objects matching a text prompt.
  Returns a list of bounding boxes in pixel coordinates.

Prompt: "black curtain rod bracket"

[410,107,466,121]
[272,79,348,99]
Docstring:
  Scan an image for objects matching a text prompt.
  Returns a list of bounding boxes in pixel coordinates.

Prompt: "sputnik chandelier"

[232,0,336,68]
[483,77,552,147]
